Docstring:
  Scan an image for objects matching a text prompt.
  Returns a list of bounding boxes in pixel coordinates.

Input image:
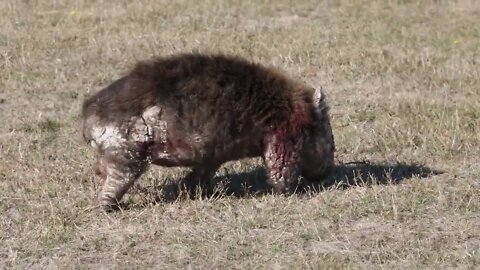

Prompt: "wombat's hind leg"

[263,134,301,194]
[179,163,220,199]
[98,148,149,211]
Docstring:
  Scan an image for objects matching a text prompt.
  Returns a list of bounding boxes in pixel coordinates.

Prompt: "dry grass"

[1,0,479,269]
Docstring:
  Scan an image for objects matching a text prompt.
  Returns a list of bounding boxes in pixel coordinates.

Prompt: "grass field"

[1,0,479,269]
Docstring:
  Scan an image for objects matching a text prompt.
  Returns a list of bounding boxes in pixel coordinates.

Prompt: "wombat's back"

[131,53,314,134]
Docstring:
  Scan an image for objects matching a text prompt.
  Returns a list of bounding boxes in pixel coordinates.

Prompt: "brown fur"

[81,53,335,210]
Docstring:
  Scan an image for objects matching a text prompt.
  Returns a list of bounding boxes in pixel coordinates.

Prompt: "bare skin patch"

[91,125,125,149]
[264,133,302,193]
[143,106,168,144]
[142,106,162,123]
[129,117,153,143]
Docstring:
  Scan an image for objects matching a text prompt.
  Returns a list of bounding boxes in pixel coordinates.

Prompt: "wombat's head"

[299,87,335,181]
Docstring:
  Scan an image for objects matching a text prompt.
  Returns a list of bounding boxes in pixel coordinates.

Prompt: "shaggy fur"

[81,53,335,210]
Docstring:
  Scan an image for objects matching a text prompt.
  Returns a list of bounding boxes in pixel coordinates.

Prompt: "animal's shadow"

[132,161,443,206]
[313,161,443,189]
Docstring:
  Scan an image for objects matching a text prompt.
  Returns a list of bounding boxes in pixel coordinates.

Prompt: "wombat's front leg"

[97,147,149,210]
[263,133,302,194]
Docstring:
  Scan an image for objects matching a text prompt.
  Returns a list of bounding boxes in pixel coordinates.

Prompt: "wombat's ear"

[313,86,324,107]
